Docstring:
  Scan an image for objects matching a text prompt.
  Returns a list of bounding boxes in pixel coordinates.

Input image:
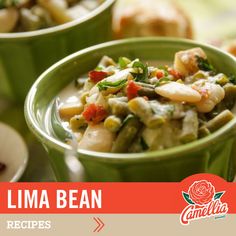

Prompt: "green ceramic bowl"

[25,38,236,182]
[0,0,115,103]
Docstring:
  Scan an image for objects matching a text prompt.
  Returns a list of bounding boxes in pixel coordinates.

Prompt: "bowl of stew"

[25,38,236,182]
[0,0,115,102]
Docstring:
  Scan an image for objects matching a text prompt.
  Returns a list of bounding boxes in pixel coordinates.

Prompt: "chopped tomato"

[156,70,164,79]
[88,70,108,83]
[126,80,141,100]
[82,104,107,124]
[168,68,183,79]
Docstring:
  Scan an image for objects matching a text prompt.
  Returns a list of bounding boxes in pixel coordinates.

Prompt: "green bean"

[128,131,147,153]
[135,82,155,89]
[210,84,236,117]
[128,97,165,128]
[111,116,142,153]
[104,115,122,132]
[138,87,159,99]
[108,97,129,117]
[223,84,236,109]
[70,115,86,131]
[204,109,234,132]
[198,126,210,138]
[180,110,199,143]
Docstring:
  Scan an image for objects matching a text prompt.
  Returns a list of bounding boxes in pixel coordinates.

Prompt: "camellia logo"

[180,180,228,225]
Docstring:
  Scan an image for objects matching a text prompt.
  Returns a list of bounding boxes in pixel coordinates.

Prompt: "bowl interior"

[25,38,236,161]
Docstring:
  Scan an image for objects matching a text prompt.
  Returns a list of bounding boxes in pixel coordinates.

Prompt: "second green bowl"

[0,0,115,102]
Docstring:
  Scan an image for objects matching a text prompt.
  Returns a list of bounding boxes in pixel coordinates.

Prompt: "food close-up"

[1,0,236,182]
[58,48,235,153]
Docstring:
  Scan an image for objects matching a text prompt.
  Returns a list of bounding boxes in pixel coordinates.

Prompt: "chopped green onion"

[97,79,127,91]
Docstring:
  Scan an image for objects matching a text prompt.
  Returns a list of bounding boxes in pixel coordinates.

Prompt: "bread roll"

[113,0,193,39]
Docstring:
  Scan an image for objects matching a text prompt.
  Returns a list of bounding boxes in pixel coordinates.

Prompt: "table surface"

[0,101,55,181]
[1,0,236,182]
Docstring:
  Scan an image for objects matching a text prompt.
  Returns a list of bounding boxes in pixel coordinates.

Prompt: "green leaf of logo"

[182,192,195,205]
[214,191,225,200]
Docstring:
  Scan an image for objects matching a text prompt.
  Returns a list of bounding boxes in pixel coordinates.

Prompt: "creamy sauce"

[58,83,81,105]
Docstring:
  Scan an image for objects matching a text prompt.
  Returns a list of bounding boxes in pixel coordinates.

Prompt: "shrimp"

[192,80,225,113]
[174,47,207,76]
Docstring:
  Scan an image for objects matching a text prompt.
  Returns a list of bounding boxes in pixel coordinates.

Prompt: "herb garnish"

[195,56,215,72]
[229,74,236,84]
[97,79,127,91]
[131,61,148,83]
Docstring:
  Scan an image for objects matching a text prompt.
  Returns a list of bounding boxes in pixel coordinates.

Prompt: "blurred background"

[0,0,236,181]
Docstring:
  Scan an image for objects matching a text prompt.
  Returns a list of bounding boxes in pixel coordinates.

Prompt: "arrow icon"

[93,217,105,233]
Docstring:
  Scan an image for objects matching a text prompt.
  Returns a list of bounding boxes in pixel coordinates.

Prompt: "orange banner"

[0,174,235,218]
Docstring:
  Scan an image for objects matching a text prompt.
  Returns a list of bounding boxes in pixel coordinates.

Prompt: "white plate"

[0,122,28,182]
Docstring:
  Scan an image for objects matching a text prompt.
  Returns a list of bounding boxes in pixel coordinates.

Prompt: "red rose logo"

[181,179,228,225]
[188,180,215,205]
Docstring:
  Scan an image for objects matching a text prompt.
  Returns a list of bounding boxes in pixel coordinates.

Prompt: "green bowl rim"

[25,37,236,162]
[0,0,115,40]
